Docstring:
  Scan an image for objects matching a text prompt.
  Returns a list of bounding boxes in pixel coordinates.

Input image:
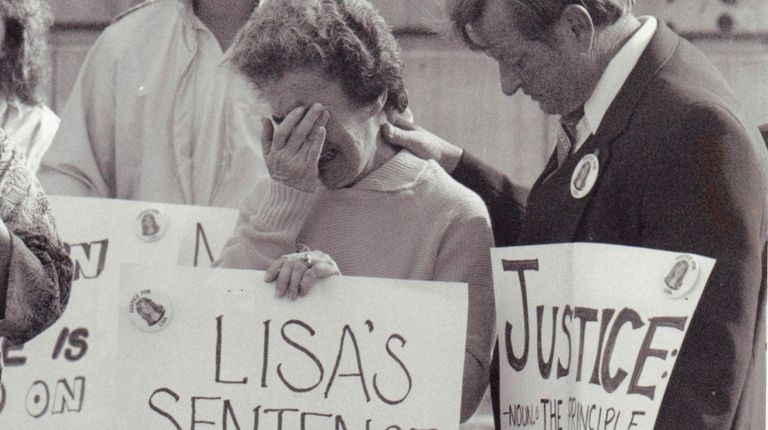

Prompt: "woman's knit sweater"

[219,150,494,418]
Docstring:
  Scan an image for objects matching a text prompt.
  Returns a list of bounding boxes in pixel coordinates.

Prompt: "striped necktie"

[556,107,584,167]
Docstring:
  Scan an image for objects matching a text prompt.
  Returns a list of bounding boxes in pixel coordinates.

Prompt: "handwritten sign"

[492,243,714,430]
[0,197,239,428]
[115,265,468,429]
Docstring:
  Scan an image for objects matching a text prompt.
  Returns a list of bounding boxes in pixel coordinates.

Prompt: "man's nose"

[497,61,522,96]
[499,72,522,96]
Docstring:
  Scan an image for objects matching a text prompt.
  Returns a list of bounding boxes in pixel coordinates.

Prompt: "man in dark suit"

[384,0,768,428]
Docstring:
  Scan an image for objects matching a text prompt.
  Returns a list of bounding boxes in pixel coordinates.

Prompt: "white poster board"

[115,265,468,429]
[492,243,714,430]
[0,197,239,428]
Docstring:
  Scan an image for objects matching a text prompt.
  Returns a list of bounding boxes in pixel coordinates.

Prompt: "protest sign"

[0,197,239,428]
[115,264,468,430]
[492,243,714,430]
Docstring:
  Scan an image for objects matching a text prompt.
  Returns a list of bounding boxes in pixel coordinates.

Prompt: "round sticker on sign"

[136,208,168,242]
[662,254,700,299]
[129,290,173,332]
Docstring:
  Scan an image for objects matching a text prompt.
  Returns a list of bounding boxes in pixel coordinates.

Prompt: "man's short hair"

[447,0,635,50]
[231,0,408,113]
[0,0,52,105]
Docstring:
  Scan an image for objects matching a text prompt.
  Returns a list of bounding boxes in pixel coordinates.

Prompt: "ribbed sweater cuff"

[246,179,318,232]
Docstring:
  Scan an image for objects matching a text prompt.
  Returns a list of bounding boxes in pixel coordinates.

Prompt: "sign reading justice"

[115,265,468,429]
[492,244,714,430]
[0,197,239,428]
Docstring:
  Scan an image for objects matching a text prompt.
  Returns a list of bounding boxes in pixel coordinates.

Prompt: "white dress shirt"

[572,17,658,153]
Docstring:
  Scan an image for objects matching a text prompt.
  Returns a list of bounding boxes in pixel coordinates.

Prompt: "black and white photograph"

[0,0,766,428]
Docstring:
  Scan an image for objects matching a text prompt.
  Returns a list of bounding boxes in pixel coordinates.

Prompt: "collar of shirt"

[175,0,231,63]
[572,16,657,153]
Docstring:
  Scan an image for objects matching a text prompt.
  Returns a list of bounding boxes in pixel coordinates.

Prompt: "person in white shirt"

[38,0,268,207]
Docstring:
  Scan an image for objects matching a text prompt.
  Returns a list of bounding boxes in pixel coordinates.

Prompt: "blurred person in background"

[38,0,268,207]
[0,0,58,173]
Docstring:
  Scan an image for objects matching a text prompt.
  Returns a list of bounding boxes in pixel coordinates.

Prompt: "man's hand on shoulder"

[383,109,463,174]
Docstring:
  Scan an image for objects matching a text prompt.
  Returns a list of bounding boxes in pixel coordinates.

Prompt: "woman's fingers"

[271,106,307,151]
[298,270,318,297]
[304,124,326,166]
[299,261,341,297]
[275,260,295,298]
[260,117,274,156]
[285,104,325,153]
[266,251,340,299]
[264,105,329,192]
[264,257,284,283]
[267,252,310,299]
[286,263,309,300]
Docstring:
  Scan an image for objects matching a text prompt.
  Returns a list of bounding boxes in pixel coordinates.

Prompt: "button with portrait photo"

[135,208,168,242]
[662,254,700,299]
[128,289,173,332]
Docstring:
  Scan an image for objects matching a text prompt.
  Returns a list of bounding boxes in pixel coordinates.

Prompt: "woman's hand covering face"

[261,103,330,192]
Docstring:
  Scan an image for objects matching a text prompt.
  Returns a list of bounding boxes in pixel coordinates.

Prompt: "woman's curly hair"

[0,0,52,105]
[231,0,408,113]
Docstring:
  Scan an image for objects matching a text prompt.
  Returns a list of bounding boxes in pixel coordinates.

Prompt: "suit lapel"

[520,136,611,244]
[530,147,559,193]
[519,21,680,245]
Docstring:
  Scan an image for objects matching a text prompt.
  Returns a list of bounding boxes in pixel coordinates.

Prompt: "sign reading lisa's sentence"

[115,265,468,429]
[492,244,714,430]
[0,197,239,429]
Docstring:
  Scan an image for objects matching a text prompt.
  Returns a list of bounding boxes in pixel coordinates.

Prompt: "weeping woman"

[219,0,495,421]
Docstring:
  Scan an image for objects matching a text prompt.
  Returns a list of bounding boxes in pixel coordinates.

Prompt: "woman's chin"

[318,168,343,190]
[319,169,360,189]
[318,171,346,189]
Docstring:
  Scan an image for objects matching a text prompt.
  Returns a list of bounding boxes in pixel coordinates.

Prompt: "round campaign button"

[570,153,599,199]
[662,254,700,299]
[136,208,168,242]
[128,289,173,332]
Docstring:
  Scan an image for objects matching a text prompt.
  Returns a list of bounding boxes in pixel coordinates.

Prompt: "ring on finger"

[301,252,313,268]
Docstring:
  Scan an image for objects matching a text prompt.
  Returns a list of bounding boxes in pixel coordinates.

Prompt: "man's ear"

[554,4,594,53]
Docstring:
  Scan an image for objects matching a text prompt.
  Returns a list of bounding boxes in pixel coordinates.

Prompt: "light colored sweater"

[218,150,494,420]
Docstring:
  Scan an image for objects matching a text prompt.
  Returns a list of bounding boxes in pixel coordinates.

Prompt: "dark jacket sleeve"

[451,151,524,247]
[641,104,768,429]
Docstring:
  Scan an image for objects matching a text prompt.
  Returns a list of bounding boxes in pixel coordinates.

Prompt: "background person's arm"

[38,28,119,198]
[0,132,73,345]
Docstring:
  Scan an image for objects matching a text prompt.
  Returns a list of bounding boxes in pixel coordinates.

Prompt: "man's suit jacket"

[453,21,768,429]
